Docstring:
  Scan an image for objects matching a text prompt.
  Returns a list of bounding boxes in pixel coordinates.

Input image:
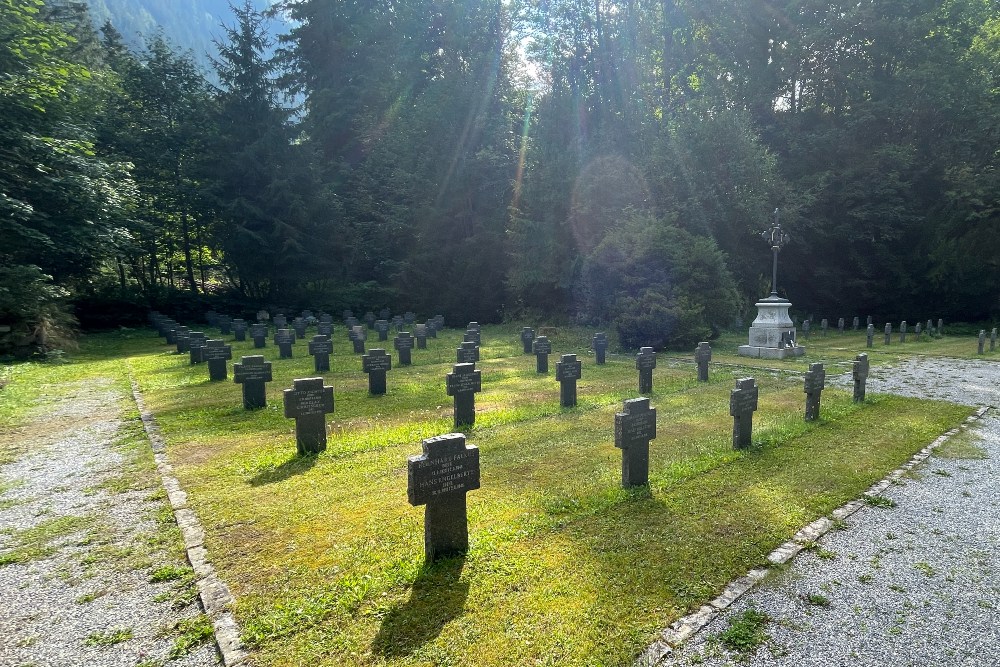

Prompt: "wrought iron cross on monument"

[761,208,790,299]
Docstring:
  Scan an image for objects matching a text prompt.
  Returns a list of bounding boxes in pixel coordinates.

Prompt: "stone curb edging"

[128,372,249,666]
[635,405,991,667]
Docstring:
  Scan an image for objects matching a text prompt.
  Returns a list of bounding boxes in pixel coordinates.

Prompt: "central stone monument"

[738,209,805,360]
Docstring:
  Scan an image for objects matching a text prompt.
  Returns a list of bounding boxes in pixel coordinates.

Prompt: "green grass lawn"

[7,324,983,666]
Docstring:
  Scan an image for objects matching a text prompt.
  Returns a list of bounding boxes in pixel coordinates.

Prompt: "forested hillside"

[2,0,999,356]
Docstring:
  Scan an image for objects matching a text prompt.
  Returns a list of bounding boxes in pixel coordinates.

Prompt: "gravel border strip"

[128,371,249,666]
[634,405,990,667]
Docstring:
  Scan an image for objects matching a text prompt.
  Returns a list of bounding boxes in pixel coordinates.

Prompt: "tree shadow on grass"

[371,555,469,658]
[248,453,317,486]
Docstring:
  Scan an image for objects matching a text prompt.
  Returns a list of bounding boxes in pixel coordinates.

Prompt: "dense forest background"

[2,0,999,355]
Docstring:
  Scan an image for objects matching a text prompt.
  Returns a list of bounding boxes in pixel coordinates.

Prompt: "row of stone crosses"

[800,316,946,347]
[147,310,873,562]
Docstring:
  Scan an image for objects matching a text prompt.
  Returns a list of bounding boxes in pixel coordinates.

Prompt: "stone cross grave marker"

[425,319,438,339]
[464,328,481,346]
[838,317,845,334]
[867,315,873,326]
[320,313,332,325]
[250,323,267,349]
[283,377,334,455]
[203,339,233,381]
[555,353,582,407]
[467,321,480,332]
[884,323,892,345]
[375,319,389,341]
[318,322,332,336]
[274,314,287,329]
[803,362,826,421]
[394,331,415,366]
[853,316,860,330]
[165,323,179,345]
[174,326,190,353]
[533,336,552,373]
[900,320,907,343]
[979,330,986,354]
[803,319,811,339]
[457,341,480,364]
[992,328,998,352]
[234,355,272,409]
[365,311,376,329]
[695,342,712,382]
[308,334,333,372]
[636,347,656,394]
[376,308,389,320]
[521,327,535,354]
[415,324,428,349]
[363,348,392,395]
[730,378,759,450]
[614,397,656,488]
[407,433,480,562]
[821,318,828,336]
[405,311,416,326]
[233,319,247,342]
[593,332,608,365]
[346,316,360,330]
[866,323,875,348]
[938,318,943,334]
[915,322,922,339]
[351,325,366,354]
[926,319,933,336]
[188,332,207,364]
[275,328,294,359]
[853,353,869,403]
[219,316,232,335]
[293,318,307,339]
[391,315,403,332]
[447,363,482,428]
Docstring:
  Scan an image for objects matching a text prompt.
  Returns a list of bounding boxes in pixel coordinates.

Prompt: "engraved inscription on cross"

[695,342,712,382]
[614,397,657,488]
[233,355,272,409]
[555,353,582,407]
[407,433,480,562]
[446,363,482,428]
[852,353,869,403]
[803,362,825,421]
[730,378,759,450]
[593,332,608,365]
[202,339,233,381]
[636,347,656,394]
[283,377,335,455]
[362,348,392,395]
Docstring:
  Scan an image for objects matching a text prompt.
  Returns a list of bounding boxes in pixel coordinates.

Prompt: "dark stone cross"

[803,319,811,339]
[915,322,922,339]
[174,326,191,353]
[415,324,428,349]
[407,433,480,562]
[820,318,828,336]
[467,321,480,332]
[614,397,656,488]
[274,314,287,329]
[853,316,860,331]
[425,320,438,339]
[362,348,392,395]
[308,334,333,372]
[937,318,944,334]
[555,353,582,407]
[351,325,366,354]
[346,316,360,329]
[884,323,892,345]
[533,336,552,373]
[730,378,759,450]
[320,313,333,325]
[900,321,907,343]
[391,315,404,332]
[283,377,335,455]
[852,353,869,403]
[165,324,179,345]
[394,331,415,366]
[250,323,267,349]
[695,342,712,382]
[837,317,845,334]
[593,332,608,365]
[188,332,207,364]
[636,347,656,394]
[375,319,389,341]
[803,362,826,421]
[457,341,480,364]
[233,319,247,342]
[293,318,307,339]
[233,355,272,409]
[867,315,874,327]
[275,328,294,359]
[378,308,390,320]
[926,319,933,336]
[202,339,233,381]
[317,322,332,336]
[866,324,875,348]
[979,330,986,354]
[365,311,376,329]
[446,363,482,428]
[521,327,535,354]
[464,329,481,346]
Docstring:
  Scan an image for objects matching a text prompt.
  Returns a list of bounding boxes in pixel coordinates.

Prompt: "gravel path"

[662,356,1000,667]
[0,377,220,667]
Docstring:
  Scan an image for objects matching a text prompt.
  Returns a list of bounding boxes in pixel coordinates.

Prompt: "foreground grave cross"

[555,353,582,408]
[533,336,552,373]
[407,433,480,562]
[695,342,712,382]
[636,347,656,394]
[308,334,333,372]
[203,339,233,381]
[362,348,392,395]
[803,362,826,421]
[446,363,482,428]
[521,327,535,354]
[853,353,869,403]
[283,377,335,455]
[593,332,608,365]
[456,341,480,364]
[730,378,759,450]
[614,397,657,488]
[233,355,273,409]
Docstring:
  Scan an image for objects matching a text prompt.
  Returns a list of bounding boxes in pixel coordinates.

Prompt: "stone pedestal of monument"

[738,296,805,359]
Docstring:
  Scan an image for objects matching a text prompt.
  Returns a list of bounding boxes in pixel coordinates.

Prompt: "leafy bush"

[0,265,77,358]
